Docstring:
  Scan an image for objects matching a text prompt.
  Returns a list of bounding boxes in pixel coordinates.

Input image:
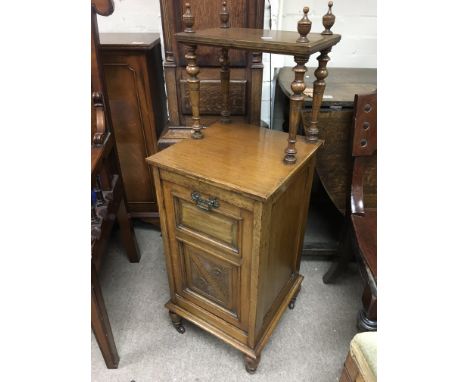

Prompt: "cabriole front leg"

[284,55,309,164]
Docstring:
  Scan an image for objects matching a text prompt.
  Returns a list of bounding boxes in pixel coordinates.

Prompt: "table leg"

[91,262,119,369]
[116,200,141,263]
[284,55,309,164]
[305,48,331,142]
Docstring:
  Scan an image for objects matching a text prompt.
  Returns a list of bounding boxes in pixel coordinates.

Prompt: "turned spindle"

[219,47,230,123]
[284,55,309,164]
[183,3,203,138]
[321,1,335,35]
[305,48,331,142]
[297,7,312,43]
[220,0,230,28]
[183,3,195,33]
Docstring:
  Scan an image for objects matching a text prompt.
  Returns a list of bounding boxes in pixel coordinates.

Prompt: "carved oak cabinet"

[147,123,321,372]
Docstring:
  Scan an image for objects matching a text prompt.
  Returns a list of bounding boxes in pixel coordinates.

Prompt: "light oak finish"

[176,28,341,56]
[175,3,341,164]
[147,123,322,372]
[157,0,264,148]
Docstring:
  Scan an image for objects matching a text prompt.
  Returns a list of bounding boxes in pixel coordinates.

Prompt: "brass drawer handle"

[191,191,220,211]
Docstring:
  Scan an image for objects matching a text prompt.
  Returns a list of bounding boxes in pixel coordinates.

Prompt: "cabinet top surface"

[100,33,160,50]
[147,123,322,201]
[175,28,341,56]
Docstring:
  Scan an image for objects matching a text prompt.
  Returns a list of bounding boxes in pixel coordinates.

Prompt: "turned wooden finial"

[321,1,335,35]
[297,6,312,43]
[220,1,230,28]
[183,3,195,33]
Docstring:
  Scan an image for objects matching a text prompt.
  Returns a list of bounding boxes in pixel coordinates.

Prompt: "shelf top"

[175,28,341,56]
[146,123,322,201]
[99,33,160,50]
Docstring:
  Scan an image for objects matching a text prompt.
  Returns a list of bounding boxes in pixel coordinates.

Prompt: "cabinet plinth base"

[164,275,303,371]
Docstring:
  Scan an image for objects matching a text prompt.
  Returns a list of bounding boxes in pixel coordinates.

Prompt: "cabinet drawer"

[175,187,241,253]
[161,177,253,332]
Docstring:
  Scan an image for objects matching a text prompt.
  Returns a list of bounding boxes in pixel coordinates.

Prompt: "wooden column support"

[219,47,231,123]
[183,3,203,139]
[305,48,331,143]
[284,55,309,164]
[185,44,202,139]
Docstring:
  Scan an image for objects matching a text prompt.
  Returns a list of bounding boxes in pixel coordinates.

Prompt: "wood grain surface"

[176,28,341,56]
[147,123,322,201]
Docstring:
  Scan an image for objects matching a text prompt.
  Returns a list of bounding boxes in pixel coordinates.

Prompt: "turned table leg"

[91,263,119,369]
[244,354,261,374]
[284,55,309,164]
[305,48,331,142]
[219,47,230,123]
[169,311,186,334]
[357,284,377,331]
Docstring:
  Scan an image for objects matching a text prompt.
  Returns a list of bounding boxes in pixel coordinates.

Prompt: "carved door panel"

[162,180,253,331]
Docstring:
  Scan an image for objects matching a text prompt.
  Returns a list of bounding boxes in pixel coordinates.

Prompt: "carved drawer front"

[162,179,253,331]
[166,180,246,254]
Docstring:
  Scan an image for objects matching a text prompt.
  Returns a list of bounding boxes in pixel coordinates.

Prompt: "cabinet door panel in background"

[101,33,167,225]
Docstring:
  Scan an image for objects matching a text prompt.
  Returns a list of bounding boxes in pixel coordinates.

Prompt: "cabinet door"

[162,179,253,332]
[103,53,158,215]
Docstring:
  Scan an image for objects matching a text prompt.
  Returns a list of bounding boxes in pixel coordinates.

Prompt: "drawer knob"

[191,191,220,211]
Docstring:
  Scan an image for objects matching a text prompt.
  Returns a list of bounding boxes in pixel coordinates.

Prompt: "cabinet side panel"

[147,42,168,139]
[255,167,309,337]
[151,167,176,297]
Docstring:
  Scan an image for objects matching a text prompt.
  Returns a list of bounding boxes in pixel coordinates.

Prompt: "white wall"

[98,0,376,125]
[97,0,162,33]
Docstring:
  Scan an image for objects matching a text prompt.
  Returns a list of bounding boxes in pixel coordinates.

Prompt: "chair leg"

[357,284,377,331]
[323,223,352,284]
[91,263,119,369]
[116,200,141,263]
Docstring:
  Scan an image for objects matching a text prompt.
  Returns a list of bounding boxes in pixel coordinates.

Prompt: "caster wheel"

[176,324,186,334]
[288,299,296,310]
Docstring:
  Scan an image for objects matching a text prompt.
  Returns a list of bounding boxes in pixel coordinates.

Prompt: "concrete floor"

[92,223,362,382]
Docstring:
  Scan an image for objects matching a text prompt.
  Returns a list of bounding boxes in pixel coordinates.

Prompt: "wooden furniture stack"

[100,33,167,226]
[323,92,377,332]
[157,0,265,149]
[91,0,141,369]
[147,2,341,373]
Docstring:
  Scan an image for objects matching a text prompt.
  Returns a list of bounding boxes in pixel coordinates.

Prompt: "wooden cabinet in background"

[100,33,168,225]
